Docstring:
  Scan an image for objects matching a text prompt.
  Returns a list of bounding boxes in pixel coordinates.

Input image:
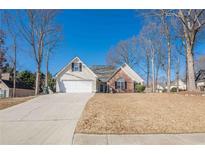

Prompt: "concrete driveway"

[0,93,94,144]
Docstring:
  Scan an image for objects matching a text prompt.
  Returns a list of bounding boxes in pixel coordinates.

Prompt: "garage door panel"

[61,81,92,93]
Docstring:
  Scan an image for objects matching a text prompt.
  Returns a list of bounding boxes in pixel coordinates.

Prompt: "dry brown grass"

[0,96,35,110]
[75,93,205,134]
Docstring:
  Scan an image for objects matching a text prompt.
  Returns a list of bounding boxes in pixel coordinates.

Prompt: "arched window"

[115,77,127,90]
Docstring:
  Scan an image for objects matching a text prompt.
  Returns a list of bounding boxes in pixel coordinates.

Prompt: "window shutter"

[79,63,82,72]
[71,63,74,71]
[125,82,127,89]
[115,81,117,89]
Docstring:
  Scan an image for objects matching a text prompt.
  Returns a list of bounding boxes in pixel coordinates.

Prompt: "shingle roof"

[195,70,205,82]
[1,80,34,90]
[90,65,116,82]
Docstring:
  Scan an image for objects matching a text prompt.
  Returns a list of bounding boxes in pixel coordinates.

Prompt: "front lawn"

[0,96,35,110]
[75,93,205,134]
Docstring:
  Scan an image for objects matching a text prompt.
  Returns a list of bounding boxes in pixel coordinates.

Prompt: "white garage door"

[61,80,92,93]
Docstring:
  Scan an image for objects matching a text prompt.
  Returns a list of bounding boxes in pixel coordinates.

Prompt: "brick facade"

[107,68,135,93]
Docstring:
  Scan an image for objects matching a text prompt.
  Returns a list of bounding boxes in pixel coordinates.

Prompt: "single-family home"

[0,79,35,98]
[170,79,187,91]
[55,57,144,93]
[195,69,205,91]
[156,84,165,93]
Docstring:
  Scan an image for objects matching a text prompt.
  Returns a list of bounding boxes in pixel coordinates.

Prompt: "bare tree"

[3,11,19,97]
[159,10,173,92]
[171,18,189,90]
[106,36,140,68]
[167,10,205,91]
[173,53,180,92]
[155,38,167,89]
[19,10,58,95]
[149,10,173,92]
[139,22,165,92]
[44,27,61,90]
[0,29,7,79]
[139,34,151,87]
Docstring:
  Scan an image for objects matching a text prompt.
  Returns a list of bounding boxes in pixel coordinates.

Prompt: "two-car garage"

[59,80,93,93]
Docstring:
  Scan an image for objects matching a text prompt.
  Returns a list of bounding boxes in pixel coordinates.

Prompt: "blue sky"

[2,10,205,79]
[14,10,143,75]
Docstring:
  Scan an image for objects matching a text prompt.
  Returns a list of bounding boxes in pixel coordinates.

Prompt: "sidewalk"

[73,133,205,145]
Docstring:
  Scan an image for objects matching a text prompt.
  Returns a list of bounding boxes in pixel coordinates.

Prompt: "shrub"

[135,83,145,93]
[171,87,177,92]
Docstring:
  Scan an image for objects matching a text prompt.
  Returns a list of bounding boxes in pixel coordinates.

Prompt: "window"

[72,63,82,72]
[115,78,127,90]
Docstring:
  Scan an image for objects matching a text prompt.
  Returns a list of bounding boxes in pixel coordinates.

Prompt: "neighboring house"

[1,73,12,80]
[55,57,144,93]
[195,69,205,91]
[156,84,165,93]
[170,79,187,91]
[0,79,35,98]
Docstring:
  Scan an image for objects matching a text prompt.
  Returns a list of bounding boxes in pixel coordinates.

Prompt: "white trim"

[81,59,98,78]
[107,63,144,83]
[121,63,144,83]
[107,66,122,82]
[61,79,94,81]
[61,72,89,80]
[0,79,9,89]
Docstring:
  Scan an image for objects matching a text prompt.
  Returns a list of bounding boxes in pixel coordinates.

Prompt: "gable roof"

[171,79,186,86]
[55,56,97,78]
[121,63,144,83]
[107,63,144,83]
[0,79,34,90]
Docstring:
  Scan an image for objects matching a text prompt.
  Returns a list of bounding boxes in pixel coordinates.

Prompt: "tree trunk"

[146,55,150,87]
[185,52,189,90]
[35,64,41,95]
[156,65,160,92]
[45,55,49,88]
[167,42,171,93]
[160,12,171,93]
[176,72,179,93]
[186,46,196,91]
[176,57,180,93]
[12,42,16,97]
[35,38,43,95]
[151,57,155,92]
[180,15,196,92]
